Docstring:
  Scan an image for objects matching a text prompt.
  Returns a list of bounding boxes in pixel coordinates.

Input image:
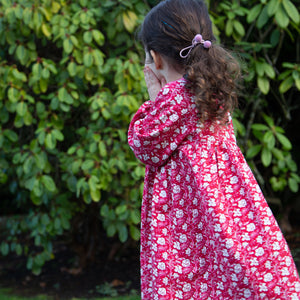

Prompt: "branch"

[245,21,256,41]
[244,91,262,147]
[269,88,291,121]
[250,160,266,193]
[273,30,285,66]
[260,23,275,42]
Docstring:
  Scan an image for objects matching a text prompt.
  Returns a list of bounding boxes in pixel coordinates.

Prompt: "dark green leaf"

[54,217,61,230]
[45,133,56,149]
[275,3,290,28]
[15,244,22,256]
[233,20,245,36]
[257,77,270,94]
[267,0,280,16]
[225,19,233,36]
[117,223,128,243]
[58,87,68,102]
[83,52,93,67]
[276,132,292,150]
[63,38,73,54]
[52,129,64,141]
[130,210,141,225]
[32,63,42,78]
[41,175,56,192]
[23,156,34,174]
[41,68,50,79]
[92,30,105,45]
[257,5,269,28]
[262,114,274,127]
[41,214,50,225]
[130,225,140,241]
[271,148,284,160]
[270,29,280,46]
[263,131,275,149]
[4,129,18,142]
[83,31,93,44]
[67,176,77,192]
[247,4,262,23]
[16,45,26,61]
[282,0,300,24]
[261,147,272,167]
[116,204,127,215]
[107,224,116,237]
[1,242,9,256]
[288,178,298,193]
[33,179,43,198]
[286,157,297,172]
[279,76,294,93]
[82,159,94,170]
[264,64,275,79]
[251,123,269,131]
[98,141,107,157]
[16,101,27,117]
[7,87,20,103]
[67,62,77,77]
[246,145,262,159]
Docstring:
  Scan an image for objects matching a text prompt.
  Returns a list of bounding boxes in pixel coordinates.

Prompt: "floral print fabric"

[128,78,300,299]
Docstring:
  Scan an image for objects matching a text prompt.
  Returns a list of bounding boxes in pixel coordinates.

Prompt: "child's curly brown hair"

[138,0,240,125]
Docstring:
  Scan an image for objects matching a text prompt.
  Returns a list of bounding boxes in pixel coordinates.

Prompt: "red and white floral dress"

[128,78,300,300]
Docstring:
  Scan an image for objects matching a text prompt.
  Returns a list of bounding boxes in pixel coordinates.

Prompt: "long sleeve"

[128,79,196,167]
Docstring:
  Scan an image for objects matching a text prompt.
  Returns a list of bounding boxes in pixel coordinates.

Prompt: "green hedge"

[211,0,300,195]
[0,0,299,275]
[0,0,148,275]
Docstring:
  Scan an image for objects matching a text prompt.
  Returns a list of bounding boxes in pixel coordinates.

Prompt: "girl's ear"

[150,50,163,70]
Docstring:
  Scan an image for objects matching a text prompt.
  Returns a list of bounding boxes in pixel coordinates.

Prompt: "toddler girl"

[128,0,300,299]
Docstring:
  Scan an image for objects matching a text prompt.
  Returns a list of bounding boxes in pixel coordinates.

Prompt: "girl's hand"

[144,66,167,101]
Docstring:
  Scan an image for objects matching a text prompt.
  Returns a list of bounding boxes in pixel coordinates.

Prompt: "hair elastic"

[179,34,212,58]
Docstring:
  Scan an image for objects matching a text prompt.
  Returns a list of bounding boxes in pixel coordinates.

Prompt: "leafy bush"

[0,0,148,275]
[0,0,299,275]
[209,0,300,197]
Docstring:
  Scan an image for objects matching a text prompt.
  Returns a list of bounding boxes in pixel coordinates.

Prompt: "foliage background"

[0,0,299,275]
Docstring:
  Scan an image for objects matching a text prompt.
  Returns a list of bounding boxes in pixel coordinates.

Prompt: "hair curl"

[138,0,240,124]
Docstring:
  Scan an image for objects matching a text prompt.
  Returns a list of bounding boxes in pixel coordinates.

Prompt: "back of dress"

[187,117,300,298]
[128,78,300,299]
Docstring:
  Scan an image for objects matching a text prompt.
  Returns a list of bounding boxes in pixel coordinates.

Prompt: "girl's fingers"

[144,67,163,101]
[160,76,167,87]
[144,67,159,85]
